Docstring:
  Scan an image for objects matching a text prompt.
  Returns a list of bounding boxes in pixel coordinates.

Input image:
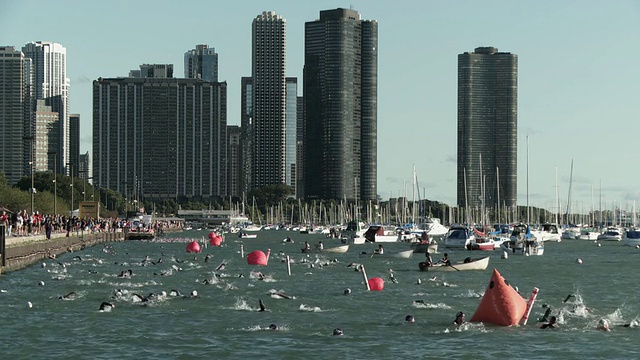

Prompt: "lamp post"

[48,151,57,216]
[23,135,35,214]
[67,162,73,215]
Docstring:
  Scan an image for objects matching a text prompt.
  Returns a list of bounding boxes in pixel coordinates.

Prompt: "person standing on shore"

[1,211,8,236]
[45,216,53,240]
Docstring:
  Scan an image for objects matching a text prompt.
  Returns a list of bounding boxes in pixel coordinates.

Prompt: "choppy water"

[1,231,639,359]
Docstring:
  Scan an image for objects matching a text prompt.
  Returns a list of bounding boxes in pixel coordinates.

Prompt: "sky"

[2,0,640,213]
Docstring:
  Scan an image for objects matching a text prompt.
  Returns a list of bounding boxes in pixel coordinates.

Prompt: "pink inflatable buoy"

[210,235,223,247]
[186,241,202,253]
[368,277,384,291]
[247,249,271,266]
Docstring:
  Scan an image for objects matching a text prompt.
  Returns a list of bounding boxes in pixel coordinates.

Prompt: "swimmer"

[268,324,278,330]
[540,316,558,329]
[205,254,212,263]
[58,292,77,301]
[99,302,115,312]
[332,328,344,336]
[563,294,575,303]
[259,299,267,312]
[539,306,553,323]
[405,315,415,323]
[597,319,611,331]
[343,288,352,296]
[454,311,466,326]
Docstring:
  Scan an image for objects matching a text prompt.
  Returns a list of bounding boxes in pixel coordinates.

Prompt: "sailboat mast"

[496,166,500,225]
[556,166,560,224]
[526,136,530,225]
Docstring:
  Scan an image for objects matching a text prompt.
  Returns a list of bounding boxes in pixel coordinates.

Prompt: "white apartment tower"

[22,41,70,175]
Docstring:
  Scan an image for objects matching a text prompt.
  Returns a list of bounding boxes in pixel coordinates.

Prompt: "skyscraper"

[34,100,59,172]
[0,46,33,184]
[184,44,218,82]
[285,77,297,193]
[227,125,241,198]
[303,8,378,202]
[240,76,253,195]
[22,41,69,175]
[457,46,518,210]
[69,113,80,177]
[93,67,227,201]
[251,11,286,190]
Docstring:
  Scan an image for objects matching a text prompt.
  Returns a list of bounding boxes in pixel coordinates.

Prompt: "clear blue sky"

[2,0,639,213]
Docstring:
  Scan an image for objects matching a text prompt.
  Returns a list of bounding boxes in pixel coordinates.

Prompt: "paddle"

[449,263,460,271]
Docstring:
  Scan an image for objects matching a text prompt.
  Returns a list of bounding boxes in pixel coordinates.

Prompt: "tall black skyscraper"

[457,47,518,210]
[303,8,378,202]
[251,11,286,190]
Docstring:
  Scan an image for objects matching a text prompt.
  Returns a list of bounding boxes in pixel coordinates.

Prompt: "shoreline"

[1,227,183,274]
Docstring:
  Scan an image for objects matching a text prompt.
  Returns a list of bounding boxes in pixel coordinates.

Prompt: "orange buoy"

[368,277,384,291]
[247,249,270,266]
[186,241,202,253]
[470,269,527,326]
[210,235,223,247]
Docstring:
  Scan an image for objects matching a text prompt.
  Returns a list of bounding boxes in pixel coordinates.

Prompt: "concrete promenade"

[1,230,126,273]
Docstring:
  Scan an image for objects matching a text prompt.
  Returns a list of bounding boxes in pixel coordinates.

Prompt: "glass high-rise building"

[303,8,378,202]
[69,113,80,177]
[251,11,286,190]
[0,46,33,185]
[35,100,59,172]
[22,41,69,175]
[184,44,218,82]
[240,76,253,195]
[285,77,297,193]
[227,125,241,198]
[457,46,518,210]
[93,68,227,201]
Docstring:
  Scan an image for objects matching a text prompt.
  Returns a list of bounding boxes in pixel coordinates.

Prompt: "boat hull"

[410,242,438,254]
[322,245,350,254]
[418,256,489,271]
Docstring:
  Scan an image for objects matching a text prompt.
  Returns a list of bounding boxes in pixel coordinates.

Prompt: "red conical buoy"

[368,277,384,291]
[209,235,223,247]
[247,250,268,266]
[186,241,202,253]
[470,269,527,326]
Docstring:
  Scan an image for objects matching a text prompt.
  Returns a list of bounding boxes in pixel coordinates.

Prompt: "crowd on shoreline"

[0,210,183,239]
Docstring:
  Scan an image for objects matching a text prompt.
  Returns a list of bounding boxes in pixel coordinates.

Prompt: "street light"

[48,151,57,216]
[23,135,35,214]
[67,162,73,215]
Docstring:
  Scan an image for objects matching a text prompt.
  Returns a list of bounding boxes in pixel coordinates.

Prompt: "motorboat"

[577,227,599,240]
[466,238,497,251]
[623,230,640,247]
[561,225,581,240]
[351,225,400,244]
[501,223,544,256]
[597,227,622,241]
[418,255,489,272]
[443,225,475,248]
[532,223,563,242]
[238,232,258,239]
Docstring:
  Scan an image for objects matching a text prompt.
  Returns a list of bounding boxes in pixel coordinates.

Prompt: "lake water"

[1,230,638,359]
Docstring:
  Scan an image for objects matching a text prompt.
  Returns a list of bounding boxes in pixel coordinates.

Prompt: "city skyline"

[2,1,640,212]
